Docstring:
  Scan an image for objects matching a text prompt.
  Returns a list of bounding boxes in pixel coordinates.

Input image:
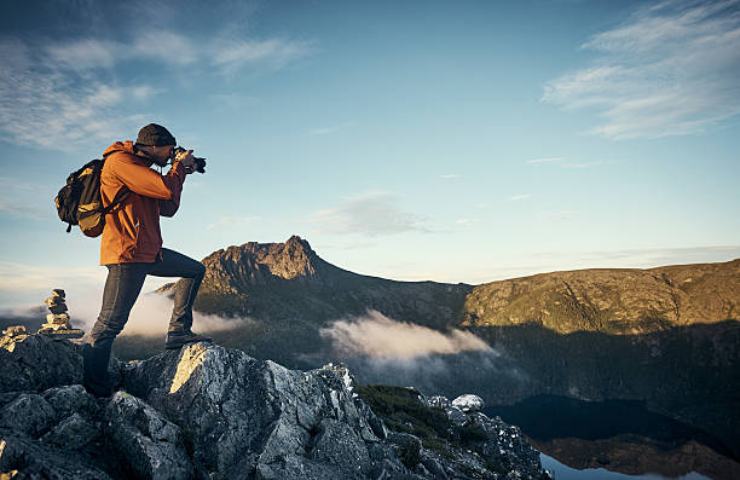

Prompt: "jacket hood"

[103,140,136,158]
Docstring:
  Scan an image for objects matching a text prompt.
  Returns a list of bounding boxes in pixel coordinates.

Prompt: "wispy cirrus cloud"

[310,191,431,237]
[0,41,150,150]
[212,38,315,73]
[543,0,740,139]
[526,157,563,165]
[0,14,314,150]
[507,193,532,201]
[455,218,478,226]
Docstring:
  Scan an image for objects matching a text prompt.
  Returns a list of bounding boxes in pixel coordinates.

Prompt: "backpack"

[55,159,128,237]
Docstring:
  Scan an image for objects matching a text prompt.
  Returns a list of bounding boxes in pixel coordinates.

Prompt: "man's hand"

[174,149,197,173]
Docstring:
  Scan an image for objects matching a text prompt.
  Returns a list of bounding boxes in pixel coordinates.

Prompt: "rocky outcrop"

[0,332,550,480]
[0,333,83,393]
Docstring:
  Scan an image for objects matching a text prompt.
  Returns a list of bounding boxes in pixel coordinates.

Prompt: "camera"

[173,146,207,174]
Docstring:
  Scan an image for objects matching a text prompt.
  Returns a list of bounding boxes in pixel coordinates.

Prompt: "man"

[83,123,212,397]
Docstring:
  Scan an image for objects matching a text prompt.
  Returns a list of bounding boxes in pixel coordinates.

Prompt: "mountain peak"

[199,235,328,291]
[284,234,313,251]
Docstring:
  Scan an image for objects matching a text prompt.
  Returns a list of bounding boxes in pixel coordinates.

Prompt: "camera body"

[173,146,207,174]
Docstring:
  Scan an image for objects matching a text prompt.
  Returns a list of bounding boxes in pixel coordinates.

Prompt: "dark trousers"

[84,248,205,392]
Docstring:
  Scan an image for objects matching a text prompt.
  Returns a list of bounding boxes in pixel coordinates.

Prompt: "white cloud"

[455,218,478,226]
[0,266,250,337]
[0,27,314,149]
[526,157,563,165]
[0,262,105,296]
[0,39,156,149]
[310,191,431,237]
[132,32,199,65]
[119,292,254,337]
[546,245,740,270]
[439,173,462,179]
[320,310,493,360]
[507,193,532,201]
[212,38,314,72]
[543,0,740,139]
[47,39,118,70]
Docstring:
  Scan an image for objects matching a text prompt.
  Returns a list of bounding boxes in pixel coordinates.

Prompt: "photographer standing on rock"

[83,123,212,397]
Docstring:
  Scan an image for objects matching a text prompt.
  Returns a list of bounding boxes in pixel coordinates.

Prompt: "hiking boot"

[165,330,213,350]
[82,343,114,398]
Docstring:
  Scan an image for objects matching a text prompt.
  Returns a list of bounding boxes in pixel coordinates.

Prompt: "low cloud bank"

[319,310,528,400]
[2,277,251,338]
[320,310,493,360]
[117,292,254,337]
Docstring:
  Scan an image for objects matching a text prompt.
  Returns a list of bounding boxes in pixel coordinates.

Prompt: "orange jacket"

[99,141,186,265]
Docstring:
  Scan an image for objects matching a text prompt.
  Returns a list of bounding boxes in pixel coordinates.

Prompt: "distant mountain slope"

[164,235,739,336]
[461,259,740,334]
[163,235,471,331]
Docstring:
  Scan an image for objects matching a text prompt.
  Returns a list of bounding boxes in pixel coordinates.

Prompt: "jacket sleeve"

[159,168,184,217]
[111,157,186,203]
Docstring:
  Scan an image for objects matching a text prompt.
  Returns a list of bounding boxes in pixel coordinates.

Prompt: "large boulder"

[0,334,82,394]
[104,391,193,480]
[0,433,113,480]
[0,394,56,437]
[451,394,485,413]
[122,342,392,479]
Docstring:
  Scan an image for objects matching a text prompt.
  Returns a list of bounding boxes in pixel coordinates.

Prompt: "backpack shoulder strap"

[98,155,129,214]
[102,186,129,214]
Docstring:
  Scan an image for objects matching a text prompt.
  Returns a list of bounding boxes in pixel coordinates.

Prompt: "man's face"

[150,145,175,164]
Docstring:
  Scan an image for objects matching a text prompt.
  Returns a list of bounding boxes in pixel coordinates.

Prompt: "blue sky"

[1,0,739,308]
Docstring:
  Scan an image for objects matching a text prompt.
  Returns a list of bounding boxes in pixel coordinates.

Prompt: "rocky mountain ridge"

[0,331,550,480]
[160,236,471,341]
[164,236,739,336]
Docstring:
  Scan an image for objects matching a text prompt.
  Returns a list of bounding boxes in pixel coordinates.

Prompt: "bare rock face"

[0,433,113,479]
[0,334,83,394]
[121,342,391,479]
[0,332,550,480]
[452,394,485,413]
[104,392,193,480]
[0,394,56,437]
[197,235,326,292]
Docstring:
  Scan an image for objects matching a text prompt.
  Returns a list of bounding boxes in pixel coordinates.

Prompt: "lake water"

[539,453,710,480]
[485,396,739,480]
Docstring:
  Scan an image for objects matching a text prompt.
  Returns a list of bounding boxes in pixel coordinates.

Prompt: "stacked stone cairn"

[37,289,84,339]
